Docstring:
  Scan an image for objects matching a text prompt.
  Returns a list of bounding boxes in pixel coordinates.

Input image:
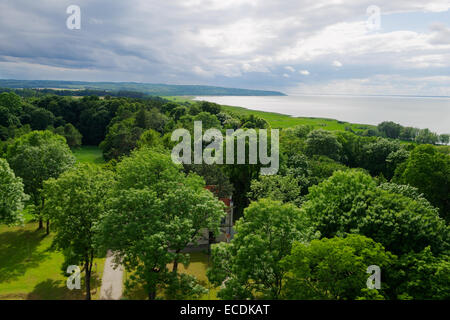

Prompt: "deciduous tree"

[207,199,313,299]
[43,164,112,300]
[0,158,28,225]
[6,130,75,232]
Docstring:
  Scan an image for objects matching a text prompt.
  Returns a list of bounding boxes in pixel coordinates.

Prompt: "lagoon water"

[194,95,450,134]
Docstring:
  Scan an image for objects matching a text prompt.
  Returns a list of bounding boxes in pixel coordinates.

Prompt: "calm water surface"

[194,95,450,134]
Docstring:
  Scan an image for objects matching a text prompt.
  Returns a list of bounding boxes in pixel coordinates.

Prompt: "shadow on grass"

[27,271,103,300]
[0,228,50,283]
[27,279,83,300]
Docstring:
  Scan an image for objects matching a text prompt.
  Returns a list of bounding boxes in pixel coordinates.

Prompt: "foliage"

[307,155,349,186]
[53,123,82,149]
[415,129,439,145]
[302,170,449,255]
[43,164,112,299]
[282,234,395,299]
[388,247,450,300]
[183,163,234,198]
[394,144,449,221]
[248,174,303,206]
[207,199,314,299]
[377,121,402,139]
[136,129,164,150]
[360,138,403,179]
[305,129,343,161]
[0,158,28,225]
[97,148,225,299]
[6,131,75,226]
[99,118,144,160]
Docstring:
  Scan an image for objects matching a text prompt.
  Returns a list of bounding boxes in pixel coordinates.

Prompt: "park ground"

[2,100,446,300]
[0,145,216,300]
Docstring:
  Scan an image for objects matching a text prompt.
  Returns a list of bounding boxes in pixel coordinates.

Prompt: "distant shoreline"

[0,79,286,97]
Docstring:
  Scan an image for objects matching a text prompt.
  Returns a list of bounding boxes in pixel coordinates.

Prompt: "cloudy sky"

[1,0,450,95]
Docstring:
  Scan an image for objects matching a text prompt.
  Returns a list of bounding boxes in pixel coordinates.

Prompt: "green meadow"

[0,221,105,300]
[164,96,376,132]
[73,146,105,164]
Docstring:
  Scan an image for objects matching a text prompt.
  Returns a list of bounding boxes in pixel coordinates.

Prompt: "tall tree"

[0,158,28,225]
[282,235,395,300]
[6,130,75,232]
[43,164,113,300]
[305,129,343,161]
[394,144,449,222]
[248,174,303,206]
[377,121,402,139]
[302,170,449,256]
[207,199,313,299]
[97,148,225,299]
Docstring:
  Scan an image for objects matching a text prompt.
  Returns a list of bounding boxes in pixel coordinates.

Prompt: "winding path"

[100,250,123,300]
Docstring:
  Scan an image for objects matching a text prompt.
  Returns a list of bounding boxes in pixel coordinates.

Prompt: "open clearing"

[73,146,105,164]
[0,221,105,300]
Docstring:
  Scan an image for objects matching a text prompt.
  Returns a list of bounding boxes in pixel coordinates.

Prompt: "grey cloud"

[0,0,449,93]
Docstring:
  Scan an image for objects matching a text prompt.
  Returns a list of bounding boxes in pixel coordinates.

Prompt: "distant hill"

[0,80,285,96]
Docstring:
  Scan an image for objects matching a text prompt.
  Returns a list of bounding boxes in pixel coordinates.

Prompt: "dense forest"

[0,90,449,300]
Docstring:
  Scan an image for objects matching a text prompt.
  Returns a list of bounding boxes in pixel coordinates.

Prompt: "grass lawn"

[221,105,374,131]
[0,221,105,300]
[73,146,105,164]
[164,96,375,132]
[123,251,219,300]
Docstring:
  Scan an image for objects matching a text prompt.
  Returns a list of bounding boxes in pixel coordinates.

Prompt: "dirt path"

[100,250,123,300]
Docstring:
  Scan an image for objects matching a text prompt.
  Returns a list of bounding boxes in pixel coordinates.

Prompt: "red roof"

[205,185,232,207]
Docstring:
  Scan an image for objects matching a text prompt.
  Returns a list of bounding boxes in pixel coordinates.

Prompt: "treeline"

[358,120,449,145]
[0,87,149,98]
[0,92,167,147]
[0,79,286,96]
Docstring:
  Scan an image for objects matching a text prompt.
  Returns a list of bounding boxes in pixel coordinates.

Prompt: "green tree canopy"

[97,148,225,299]
[43,164,113,299]
[305,129,343,161]
[388,247,450,300]
[302,170,449,255]
[6,130,75,229]
[394,144,449,221]
[0,158,28,225]
[248,174,303,206]
[282,234,395,300]
[361,138,403,179]
[377,121,402,139]
[207,199,314,299]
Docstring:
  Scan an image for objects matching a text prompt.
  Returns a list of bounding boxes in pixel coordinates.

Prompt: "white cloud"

[288,74,450,96]
[332,60,343,68]
[299,70,310,75]
[284,66,295,72]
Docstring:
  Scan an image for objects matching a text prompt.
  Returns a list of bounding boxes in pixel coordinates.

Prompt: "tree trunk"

[148,290,156,300]
[38,197,45,230]
[172,260,178,273]
[85,260,91,300]
[46,220,50,235]
[172,249,181,273]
